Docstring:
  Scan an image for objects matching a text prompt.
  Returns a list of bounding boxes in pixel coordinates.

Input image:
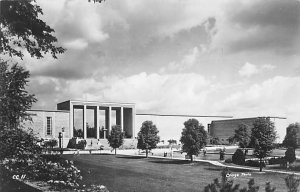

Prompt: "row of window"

[46,117,52,135]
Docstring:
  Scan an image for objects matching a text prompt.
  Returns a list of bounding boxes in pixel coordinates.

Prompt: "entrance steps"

[85,138,137,150]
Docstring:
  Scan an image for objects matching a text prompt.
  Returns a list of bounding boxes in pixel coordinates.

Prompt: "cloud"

[238,62,259,77]
[159,47,200,73]
[210,0,300,54]
[63,38,88,50]
[238,62,276,78]
[30,72,300,141]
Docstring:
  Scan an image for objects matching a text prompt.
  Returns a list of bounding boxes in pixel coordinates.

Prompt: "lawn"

[62,154,290,192]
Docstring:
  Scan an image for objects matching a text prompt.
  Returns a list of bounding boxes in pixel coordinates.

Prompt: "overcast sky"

[20,0,300,141]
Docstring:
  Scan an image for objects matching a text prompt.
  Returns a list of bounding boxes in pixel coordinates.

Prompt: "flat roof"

[27,109,70,113]
[57,100,135,106]
[211,117,259,123]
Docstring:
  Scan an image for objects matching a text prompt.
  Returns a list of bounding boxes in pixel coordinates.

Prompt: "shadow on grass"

[149,160,192,165]
[117,156,147,159]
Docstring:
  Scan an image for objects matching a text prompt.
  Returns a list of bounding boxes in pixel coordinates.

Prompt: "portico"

[57,100,135,139]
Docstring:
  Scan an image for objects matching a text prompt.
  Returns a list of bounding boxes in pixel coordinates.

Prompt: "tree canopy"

[0,59,37,127]
[0,0,65,59]
[232,124,251,148]
[180,119,207,162]
[137,121,160,158]
[250,117,276,171]
[107,125,124,155]
[283,123,299,149]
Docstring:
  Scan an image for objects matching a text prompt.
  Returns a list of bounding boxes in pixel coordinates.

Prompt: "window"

[46,117,52,135]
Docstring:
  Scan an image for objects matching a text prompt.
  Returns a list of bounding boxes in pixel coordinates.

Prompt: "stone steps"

[84,138,137,150]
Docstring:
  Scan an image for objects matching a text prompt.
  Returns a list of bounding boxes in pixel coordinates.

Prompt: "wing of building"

[208,117,259,143]
[23,100,136,148]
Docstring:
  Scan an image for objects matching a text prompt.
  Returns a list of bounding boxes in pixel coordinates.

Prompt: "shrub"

[285,174,300,192]
[224,158,232,163]
[76,140,87,150]
[232,149,245,165]
[268,157,285,165]
[44,139,58,148]
[67,138,77,148]
[245,160,266,168]
[285,147,296,164]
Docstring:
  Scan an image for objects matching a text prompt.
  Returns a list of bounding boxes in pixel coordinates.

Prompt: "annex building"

[208,117,258,143]
[24,100,136,148]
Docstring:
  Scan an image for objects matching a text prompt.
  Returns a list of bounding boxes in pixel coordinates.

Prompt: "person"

[203,148,207,156]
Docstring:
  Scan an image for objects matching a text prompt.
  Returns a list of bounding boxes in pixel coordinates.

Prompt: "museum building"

[23,100,136,148]
[208,117,258,143]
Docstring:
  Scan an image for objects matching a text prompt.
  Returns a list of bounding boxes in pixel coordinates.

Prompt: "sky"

[16,0,300,141]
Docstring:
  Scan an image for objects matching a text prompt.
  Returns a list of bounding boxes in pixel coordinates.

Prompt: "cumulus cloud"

[238,62,259,77]
[238,62,276,77]
[210,0,300,54]
[64,38,88,50]
[159,47,200,73]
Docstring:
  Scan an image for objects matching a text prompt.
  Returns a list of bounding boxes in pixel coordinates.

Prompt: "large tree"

[283,123,300,149]
[250,117,276,172]
[232,124,251,148]
[0,0,65,59]
[0,59,37,128]
[137,121,160,158]
[107,125,124,155]
[180,119,207,162]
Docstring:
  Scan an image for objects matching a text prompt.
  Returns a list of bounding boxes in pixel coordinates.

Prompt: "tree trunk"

[259,158,263,172]
[115,148,117,155]
[146,149,148,158]
[190,154,193,162]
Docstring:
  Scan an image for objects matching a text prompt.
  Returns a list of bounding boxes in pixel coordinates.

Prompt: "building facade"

[208,117,258,143]
[24,100,136,148]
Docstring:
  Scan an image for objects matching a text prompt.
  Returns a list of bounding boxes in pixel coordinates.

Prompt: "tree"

[137,121,160,158]
[283,123,300,149]
[232,149,245,165]
[250,117,276,172]
[0,59,37,128]
[232,124,251,148]
[107,125,124,155]
[167,139,177,145]
[0,0,65,59]
[210,136,220,145]
[0,126,41,160]
[285,174,300,192]
[285,147,296,167]
[180,119,207,162]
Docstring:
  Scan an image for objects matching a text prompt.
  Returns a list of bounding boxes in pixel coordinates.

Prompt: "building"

[208,117,258,143]
[24,100,136,148]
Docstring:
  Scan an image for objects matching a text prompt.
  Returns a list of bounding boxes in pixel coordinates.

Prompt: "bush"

[268,157,286,165]
[245,160,266,168]
[224,158,232,163]
[232,149,245,165]
[44,139,58,148]
[67,138,77,148]
[285,147,296,164]
[76,140,87,150]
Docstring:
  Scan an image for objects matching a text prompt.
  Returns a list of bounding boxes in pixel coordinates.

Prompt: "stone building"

[208,117,258,143]
[23,100,136,148]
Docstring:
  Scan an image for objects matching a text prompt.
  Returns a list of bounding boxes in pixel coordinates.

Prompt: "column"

[120,107,124,132]
[70,103,74,138]
[96,106,99,139]
[132,106,136,139]
[108,106,111,134]
[83,105,87,139]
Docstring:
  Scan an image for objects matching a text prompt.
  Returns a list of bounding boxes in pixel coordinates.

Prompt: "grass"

[62,154,291,192]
